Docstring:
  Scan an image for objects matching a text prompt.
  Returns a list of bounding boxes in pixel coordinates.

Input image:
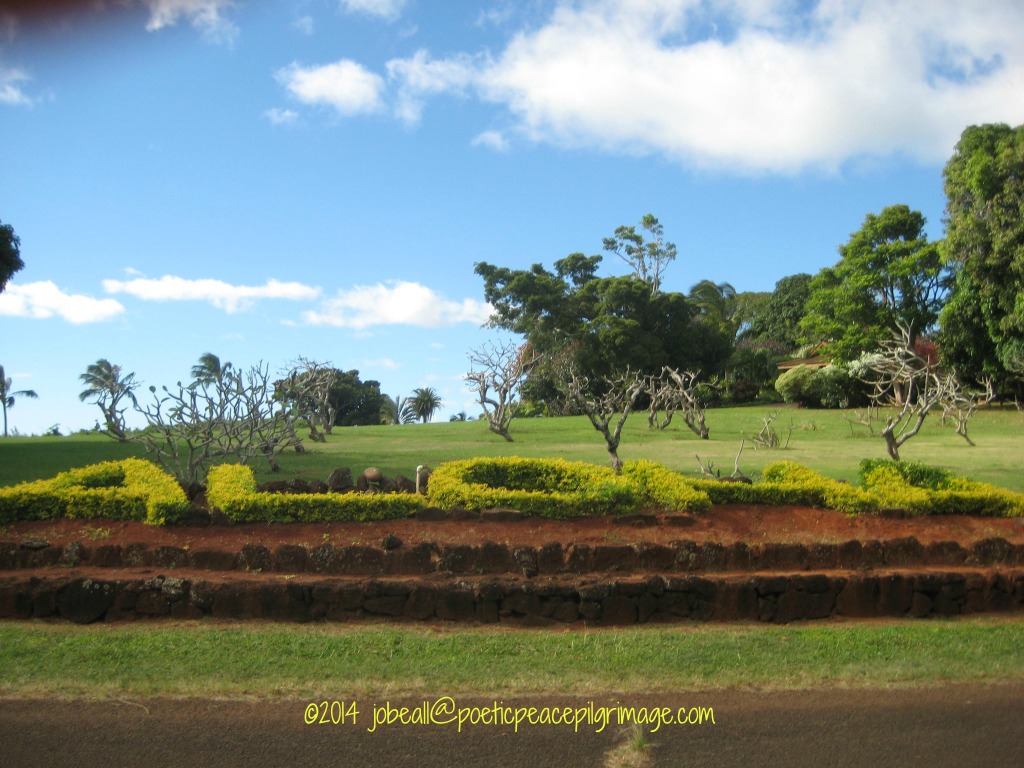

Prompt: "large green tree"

[939,123,1024,384]
[800,205,949,361]
[1,219,25,293]
[745,273,813,351]
[477,221,731,409]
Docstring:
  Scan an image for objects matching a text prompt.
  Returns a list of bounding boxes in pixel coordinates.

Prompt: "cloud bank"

[276,0,1024,172]
[302,281,493,329]
[103,275,321,313]
[0,281,125,323]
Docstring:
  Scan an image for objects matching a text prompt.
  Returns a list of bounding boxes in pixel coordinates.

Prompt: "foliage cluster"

[205,464,426,523]
[0,458,189,525]
[859,459,1024,518]
[427,456,645,517]
[774,364,864,409]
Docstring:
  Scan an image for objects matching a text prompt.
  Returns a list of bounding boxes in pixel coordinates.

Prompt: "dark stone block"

[58,578,116,624]
[634,543,674,571]
[536,542,564,574]
[415,506,449,521]
[435,589,476,622]
[438,544,477,574]
[972,538,1013,565]
[275,544,308,572]
[338,545,385,575]
[592,545,636,572]
[883,537,924,566]
[238,544,272,573]
[836,576,879,617]
[478,542,514,573]
[601,596,637,625]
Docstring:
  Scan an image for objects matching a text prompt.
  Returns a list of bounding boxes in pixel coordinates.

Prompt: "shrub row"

[0,459,190,525]
[859,459,1024,518]
[427,456,711,517]
[206,464,427,523]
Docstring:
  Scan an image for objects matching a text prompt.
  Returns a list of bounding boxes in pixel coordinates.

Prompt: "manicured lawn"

[2,405,1021,490]
[2,618,1022,698]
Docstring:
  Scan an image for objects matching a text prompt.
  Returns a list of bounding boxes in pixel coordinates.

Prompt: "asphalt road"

[2,684,1022,767]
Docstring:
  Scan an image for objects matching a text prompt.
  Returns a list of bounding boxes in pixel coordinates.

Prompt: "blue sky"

[2,0,1023,435]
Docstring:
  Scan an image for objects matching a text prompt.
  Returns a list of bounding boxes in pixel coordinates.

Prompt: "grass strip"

[2,618,1023,699]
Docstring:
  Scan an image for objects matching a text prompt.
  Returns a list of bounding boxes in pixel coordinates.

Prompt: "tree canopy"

[939,123,1024,385]
[800,205,948,361]
[1,219,25,293]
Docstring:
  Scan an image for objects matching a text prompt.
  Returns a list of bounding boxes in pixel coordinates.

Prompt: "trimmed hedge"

[0,459,190,525]
[206,464,427,523]
[427,456,710,517]
[859,459,1024,518]
[620,459,712,513]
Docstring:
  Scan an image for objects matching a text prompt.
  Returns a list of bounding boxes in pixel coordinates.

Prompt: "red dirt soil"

[4,505,1024,552]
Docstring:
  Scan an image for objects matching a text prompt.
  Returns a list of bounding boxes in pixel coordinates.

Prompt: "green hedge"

[859,459,1024,517]
[206,464,427,523]
[0,458,190,525]
[427,456,710,517]
[620,459,712,513]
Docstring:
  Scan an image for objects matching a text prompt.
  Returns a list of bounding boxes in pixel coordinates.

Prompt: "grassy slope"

[2,619,1023,698]
[3,404,1020,490]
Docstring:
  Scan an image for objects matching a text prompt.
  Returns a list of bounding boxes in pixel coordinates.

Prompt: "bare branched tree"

[133,361,302,489]
[466,340,537,442]
[560,365,645,472]
[941,376,994,447]
[862,324,985,460]
[646,367,712,439]
[276,358,339,442]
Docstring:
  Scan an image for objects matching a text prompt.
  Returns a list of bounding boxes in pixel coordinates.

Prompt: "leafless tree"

[646,367,712,439]
[465,340,537,442]
[941,376,994,446]
[862,325,986,460]
[276,358,339,442]
[133,361,302,489]
[560,365,645,472]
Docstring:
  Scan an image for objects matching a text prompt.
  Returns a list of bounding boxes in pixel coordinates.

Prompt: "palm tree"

[78,359,140,441]
[381,394,417,425]
[190,352,231,386]
[410,387,443,424]
[0,364,38,437]
[689,280,740,337]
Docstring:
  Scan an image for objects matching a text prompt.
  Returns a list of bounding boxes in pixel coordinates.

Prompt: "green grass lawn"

[2,618,1022,698]
[2,404,1021,490]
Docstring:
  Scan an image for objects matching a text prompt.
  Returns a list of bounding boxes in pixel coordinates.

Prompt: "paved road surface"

[3,684,1022,767]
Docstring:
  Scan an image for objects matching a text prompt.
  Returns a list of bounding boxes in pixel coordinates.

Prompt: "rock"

[58,578,116,624]
[19,539,50,551]
[394,475,416,493]
[363,467,383,484]
[327,468,354,493]
[308,480,329,494]
[382,534,403,551]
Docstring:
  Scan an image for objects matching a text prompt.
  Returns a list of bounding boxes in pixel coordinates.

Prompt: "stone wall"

[2,569,1022,625]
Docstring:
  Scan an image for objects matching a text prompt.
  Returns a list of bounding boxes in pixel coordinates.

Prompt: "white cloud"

[302,281,493,329]
[0,67,34,106]
[386,50,477,124]
[472,0,1024,172]
[264,107,298,125]
[292,0,1024,173]
[103,275,321,313]
[471,130,509,152]
[143,0,239,45]
[277,59,385,115]
[0,281,125,324]
[339,0,407,21]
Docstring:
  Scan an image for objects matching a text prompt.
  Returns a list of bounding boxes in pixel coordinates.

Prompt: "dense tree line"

[476,123,1024,413]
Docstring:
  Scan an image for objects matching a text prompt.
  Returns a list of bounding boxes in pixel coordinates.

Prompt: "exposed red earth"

[2,505,1024,625]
